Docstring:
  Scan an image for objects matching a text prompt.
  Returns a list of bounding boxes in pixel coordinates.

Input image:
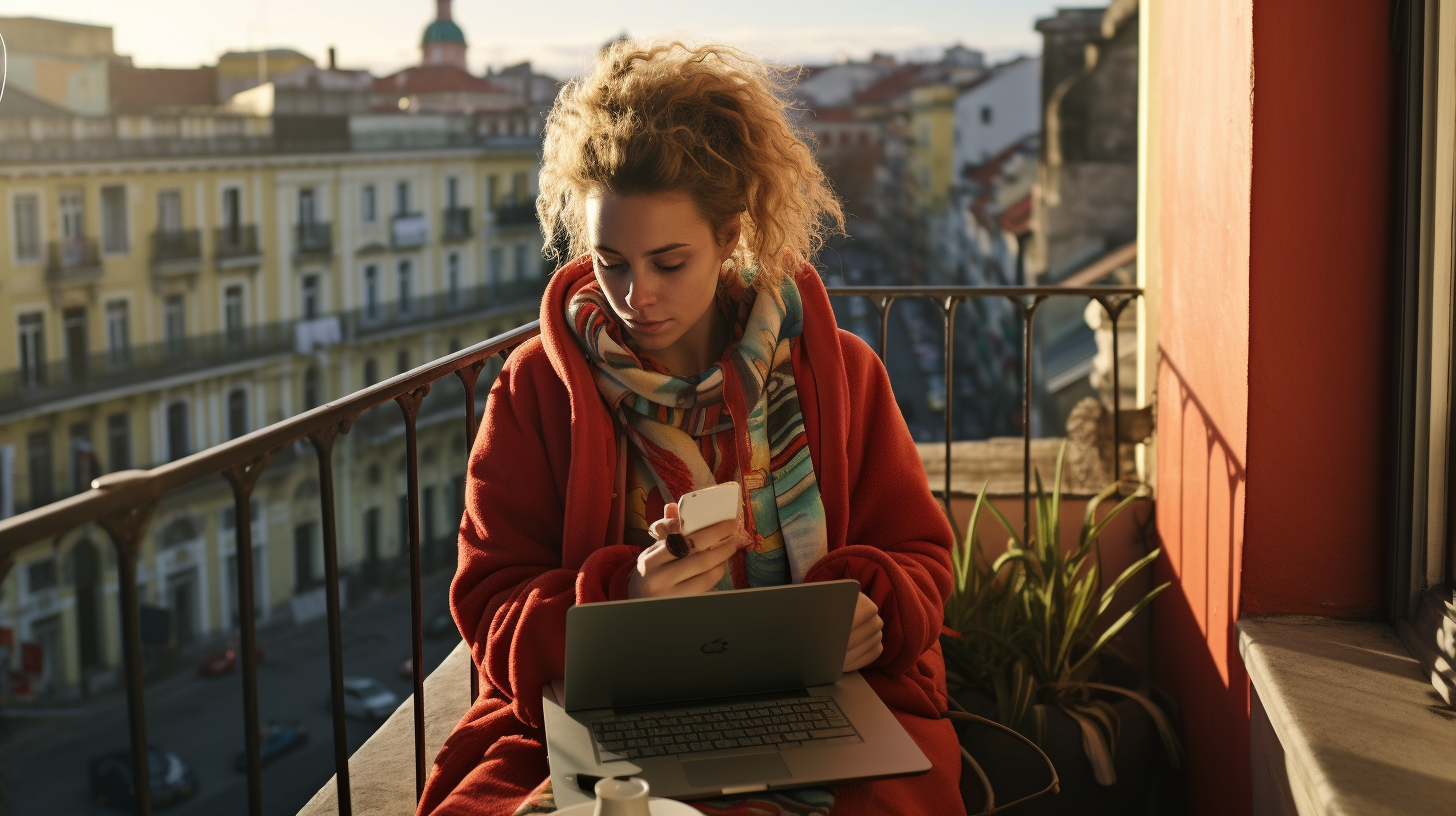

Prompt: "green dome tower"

[422,0,468,69]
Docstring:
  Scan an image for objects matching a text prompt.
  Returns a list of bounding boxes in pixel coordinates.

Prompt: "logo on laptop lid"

[700,638,728,655]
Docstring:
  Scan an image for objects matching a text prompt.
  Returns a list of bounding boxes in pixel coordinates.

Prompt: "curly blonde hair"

[537,39,844,291]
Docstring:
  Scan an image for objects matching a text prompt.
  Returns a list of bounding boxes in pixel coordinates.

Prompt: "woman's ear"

[717,215,743,262]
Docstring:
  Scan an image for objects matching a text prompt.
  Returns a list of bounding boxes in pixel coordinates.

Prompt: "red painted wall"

[1155,0,1397,813]
[1154,1,1253,812]
[1244,1,1395,617]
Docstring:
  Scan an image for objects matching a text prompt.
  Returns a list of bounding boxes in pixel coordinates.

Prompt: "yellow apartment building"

[0,108,544,697]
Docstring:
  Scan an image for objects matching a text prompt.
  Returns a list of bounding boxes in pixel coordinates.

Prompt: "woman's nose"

[625,270,657,311]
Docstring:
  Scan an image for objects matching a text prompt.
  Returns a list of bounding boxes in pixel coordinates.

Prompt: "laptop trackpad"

[681,752,792,788]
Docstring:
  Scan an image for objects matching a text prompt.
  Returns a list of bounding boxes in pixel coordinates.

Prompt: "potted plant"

[942,445,1182,814]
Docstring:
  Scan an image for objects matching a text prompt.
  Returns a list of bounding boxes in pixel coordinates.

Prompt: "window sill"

[1239,617,1456,816]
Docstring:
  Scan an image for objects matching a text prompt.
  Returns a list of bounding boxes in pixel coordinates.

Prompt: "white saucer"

[553,797,702,816]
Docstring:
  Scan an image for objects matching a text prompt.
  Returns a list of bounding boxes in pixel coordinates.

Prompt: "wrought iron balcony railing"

[442,207,473,241]
[44,237,103,286]
[0,281,1140,816]
[342,278,547,340]
[296,221,333,258]
[0,321,297,417]
[492,202,538,227]
[215,224,262,261]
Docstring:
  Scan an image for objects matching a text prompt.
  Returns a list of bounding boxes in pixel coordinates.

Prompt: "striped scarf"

[566,266,828,585]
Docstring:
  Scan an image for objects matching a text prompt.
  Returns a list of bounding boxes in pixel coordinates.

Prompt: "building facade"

[0,110,544,697]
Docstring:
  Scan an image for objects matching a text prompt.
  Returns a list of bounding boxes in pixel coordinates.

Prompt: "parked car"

[232,720,308,772]
[342,677,400,720]
[89,746,197,811]
[198,637,263,677]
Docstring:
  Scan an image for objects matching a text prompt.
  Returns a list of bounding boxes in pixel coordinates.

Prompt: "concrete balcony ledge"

[1240,617,1456,816]
[300,639,473,816]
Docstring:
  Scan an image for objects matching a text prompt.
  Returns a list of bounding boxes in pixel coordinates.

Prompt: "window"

[27,558,57,594]
[27,431,52,507]
[446,176,459,209]
[105,300,129,367]
[920,122,931,147]
[70,422,94,495]
[163,294,185,357]
[101,185,128,253]
[157,189,182,234]
[301,275,321,320]
[446,252,461,306]
[514,243,528,280]
[361,184,377,224]
[227,388,248,440]
[13,194,40,261]
[395,181,410,216]
[107,413,131,472]
[981,105,993,125]
[223,285,245,347]
[18,312,46,388]
[303,366,322,410]
[363,357,379,386]
[222,187,241,232]
[488,247,504,290]
[298,188,316,227]
[397,259,414,315]
[485,175,498,209]
[294,522,319,590]
[363,264,381,321]
[396,348,410,375]
[511,172,528,207]
[63,307,87,384]
[166,401,189,461]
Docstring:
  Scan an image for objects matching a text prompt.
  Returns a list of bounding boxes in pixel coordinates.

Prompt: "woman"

[419,40,962,816]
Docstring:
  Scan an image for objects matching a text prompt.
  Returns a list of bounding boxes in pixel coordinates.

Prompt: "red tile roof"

[997,193,1032,235]
[374,64,511,96]
[852,64,937,106]
[966,134,1039,187]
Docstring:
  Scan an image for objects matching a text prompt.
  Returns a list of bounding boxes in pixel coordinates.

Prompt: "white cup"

[592,776,652,816]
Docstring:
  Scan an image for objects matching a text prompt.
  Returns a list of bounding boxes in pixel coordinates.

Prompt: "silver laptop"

[542,580,931,808]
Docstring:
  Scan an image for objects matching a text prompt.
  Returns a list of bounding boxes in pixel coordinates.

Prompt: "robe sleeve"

[803,331,954,678]
[451,344,638,729]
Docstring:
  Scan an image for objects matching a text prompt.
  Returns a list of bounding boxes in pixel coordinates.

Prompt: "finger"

[681,559,729,595]
[844,633,883,671]
[637,541,676,572]
[689,517,742,551]
[665,502,680,521]
[648,515,682,541]
[654,535,737,586]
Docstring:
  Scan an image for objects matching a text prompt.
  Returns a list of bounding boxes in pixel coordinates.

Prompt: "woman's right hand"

[627,502,741,599]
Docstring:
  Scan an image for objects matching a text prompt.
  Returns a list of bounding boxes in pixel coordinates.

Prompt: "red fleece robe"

[418,257,964,816]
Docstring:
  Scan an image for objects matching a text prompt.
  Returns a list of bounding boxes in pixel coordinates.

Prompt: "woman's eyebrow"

[594,243,690,257]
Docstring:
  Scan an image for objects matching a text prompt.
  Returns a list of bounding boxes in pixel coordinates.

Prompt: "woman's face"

[586,189,738,373]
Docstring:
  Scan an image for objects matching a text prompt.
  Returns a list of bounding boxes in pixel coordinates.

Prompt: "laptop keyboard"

[591,696,861,760]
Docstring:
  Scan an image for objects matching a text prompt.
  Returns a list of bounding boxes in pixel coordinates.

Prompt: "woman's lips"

[626,318,668,334]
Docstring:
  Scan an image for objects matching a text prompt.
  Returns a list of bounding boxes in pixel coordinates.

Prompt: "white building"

[952,57,1041,173]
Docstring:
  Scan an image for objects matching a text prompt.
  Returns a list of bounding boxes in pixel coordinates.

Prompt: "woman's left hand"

[843,592,884,672]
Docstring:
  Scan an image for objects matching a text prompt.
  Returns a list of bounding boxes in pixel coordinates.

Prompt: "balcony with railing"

[296,221,334,260]
[342,277,548,340]
[442,207,473,242]
[215,224,263,267]
[150,228,203,279]
[0,277,1144,816]
[490,201,538,231]
[0,321,297,417]
[391,213,429,251]
[44,237,103,288]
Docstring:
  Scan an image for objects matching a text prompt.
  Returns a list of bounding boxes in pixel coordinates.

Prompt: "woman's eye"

[656,261,687,272]
[596,258,626,272]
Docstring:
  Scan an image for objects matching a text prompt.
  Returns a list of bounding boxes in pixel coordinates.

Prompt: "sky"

[1,0,1064,80]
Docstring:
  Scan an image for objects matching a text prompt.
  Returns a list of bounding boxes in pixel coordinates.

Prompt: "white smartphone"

[676,482,739,535]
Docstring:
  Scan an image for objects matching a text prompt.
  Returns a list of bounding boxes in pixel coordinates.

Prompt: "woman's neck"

[641,305,730,376]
